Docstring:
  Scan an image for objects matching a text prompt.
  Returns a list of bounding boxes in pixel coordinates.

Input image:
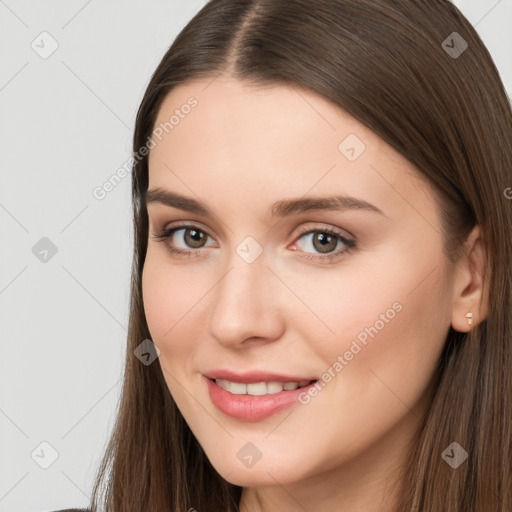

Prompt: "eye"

[152,223,216,258]
[291,227,356,262]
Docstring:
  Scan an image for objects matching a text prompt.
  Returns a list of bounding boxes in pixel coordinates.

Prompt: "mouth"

[204,376,319,422]
[210,377,316,395]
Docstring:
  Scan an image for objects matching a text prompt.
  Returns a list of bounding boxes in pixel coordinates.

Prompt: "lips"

[203,368,318,383]
[203,371,319,422]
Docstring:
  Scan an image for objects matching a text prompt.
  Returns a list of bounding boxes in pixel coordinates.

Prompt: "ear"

[451,225,490,333]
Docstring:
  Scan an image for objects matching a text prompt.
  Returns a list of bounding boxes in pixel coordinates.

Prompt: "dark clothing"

[52,509,91,512]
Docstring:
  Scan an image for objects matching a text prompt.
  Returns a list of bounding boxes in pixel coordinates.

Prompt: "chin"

[205,449,310,487]
[220,466,294,487]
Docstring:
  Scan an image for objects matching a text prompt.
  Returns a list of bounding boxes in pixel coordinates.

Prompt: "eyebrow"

[145,187,386,218]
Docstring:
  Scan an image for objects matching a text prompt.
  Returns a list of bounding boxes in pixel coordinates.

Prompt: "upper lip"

[203,369,318,384]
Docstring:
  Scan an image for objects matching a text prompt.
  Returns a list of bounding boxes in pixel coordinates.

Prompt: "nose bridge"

[208,242,282,346]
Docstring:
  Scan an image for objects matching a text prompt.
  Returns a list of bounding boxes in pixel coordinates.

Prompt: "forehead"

[147,77,438,226]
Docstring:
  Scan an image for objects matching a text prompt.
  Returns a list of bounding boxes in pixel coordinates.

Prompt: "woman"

[55,0,512,510]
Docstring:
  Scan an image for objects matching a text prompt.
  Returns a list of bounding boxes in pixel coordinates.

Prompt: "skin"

[142,76,488,512]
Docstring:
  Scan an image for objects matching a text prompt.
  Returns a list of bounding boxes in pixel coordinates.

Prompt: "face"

[142,76,454,493]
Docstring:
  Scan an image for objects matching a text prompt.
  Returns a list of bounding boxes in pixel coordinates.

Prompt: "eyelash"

[151,222,356,263]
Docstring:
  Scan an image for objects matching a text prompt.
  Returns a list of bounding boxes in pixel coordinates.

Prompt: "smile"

[215,378,315,395]
[204,376,318,422]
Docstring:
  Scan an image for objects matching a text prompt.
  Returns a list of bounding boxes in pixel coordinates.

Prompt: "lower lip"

[204,376,317,422]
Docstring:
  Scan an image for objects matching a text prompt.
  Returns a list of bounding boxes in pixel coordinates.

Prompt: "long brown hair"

[89,1,512,510]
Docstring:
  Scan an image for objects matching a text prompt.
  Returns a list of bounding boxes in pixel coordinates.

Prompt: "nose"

[207,249,285,348]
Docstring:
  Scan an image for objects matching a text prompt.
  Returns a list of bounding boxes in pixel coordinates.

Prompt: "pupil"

[314,233,336,253]
[186,229,205,248]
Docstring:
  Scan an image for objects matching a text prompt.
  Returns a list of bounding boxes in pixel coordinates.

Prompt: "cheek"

[141,262,172,342]
[142,248,208,344]
[141,251,209,406]
[275,257,450,470]
[318,261,448,413]
[302,241,450,361]
[289,247,450,404]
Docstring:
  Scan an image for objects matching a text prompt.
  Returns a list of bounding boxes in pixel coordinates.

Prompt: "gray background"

[0,1,510,511]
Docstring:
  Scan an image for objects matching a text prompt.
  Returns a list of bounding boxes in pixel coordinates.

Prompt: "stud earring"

[465,312,473,326]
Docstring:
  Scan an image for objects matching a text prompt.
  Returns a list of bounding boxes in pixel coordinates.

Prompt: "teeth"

[229,381,247,395]
[267,381,285,394]
[215,379,313,395]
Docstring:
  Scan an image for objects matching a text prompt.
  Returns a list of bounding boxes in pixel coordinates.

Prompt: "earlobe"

[450,225,490,333]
